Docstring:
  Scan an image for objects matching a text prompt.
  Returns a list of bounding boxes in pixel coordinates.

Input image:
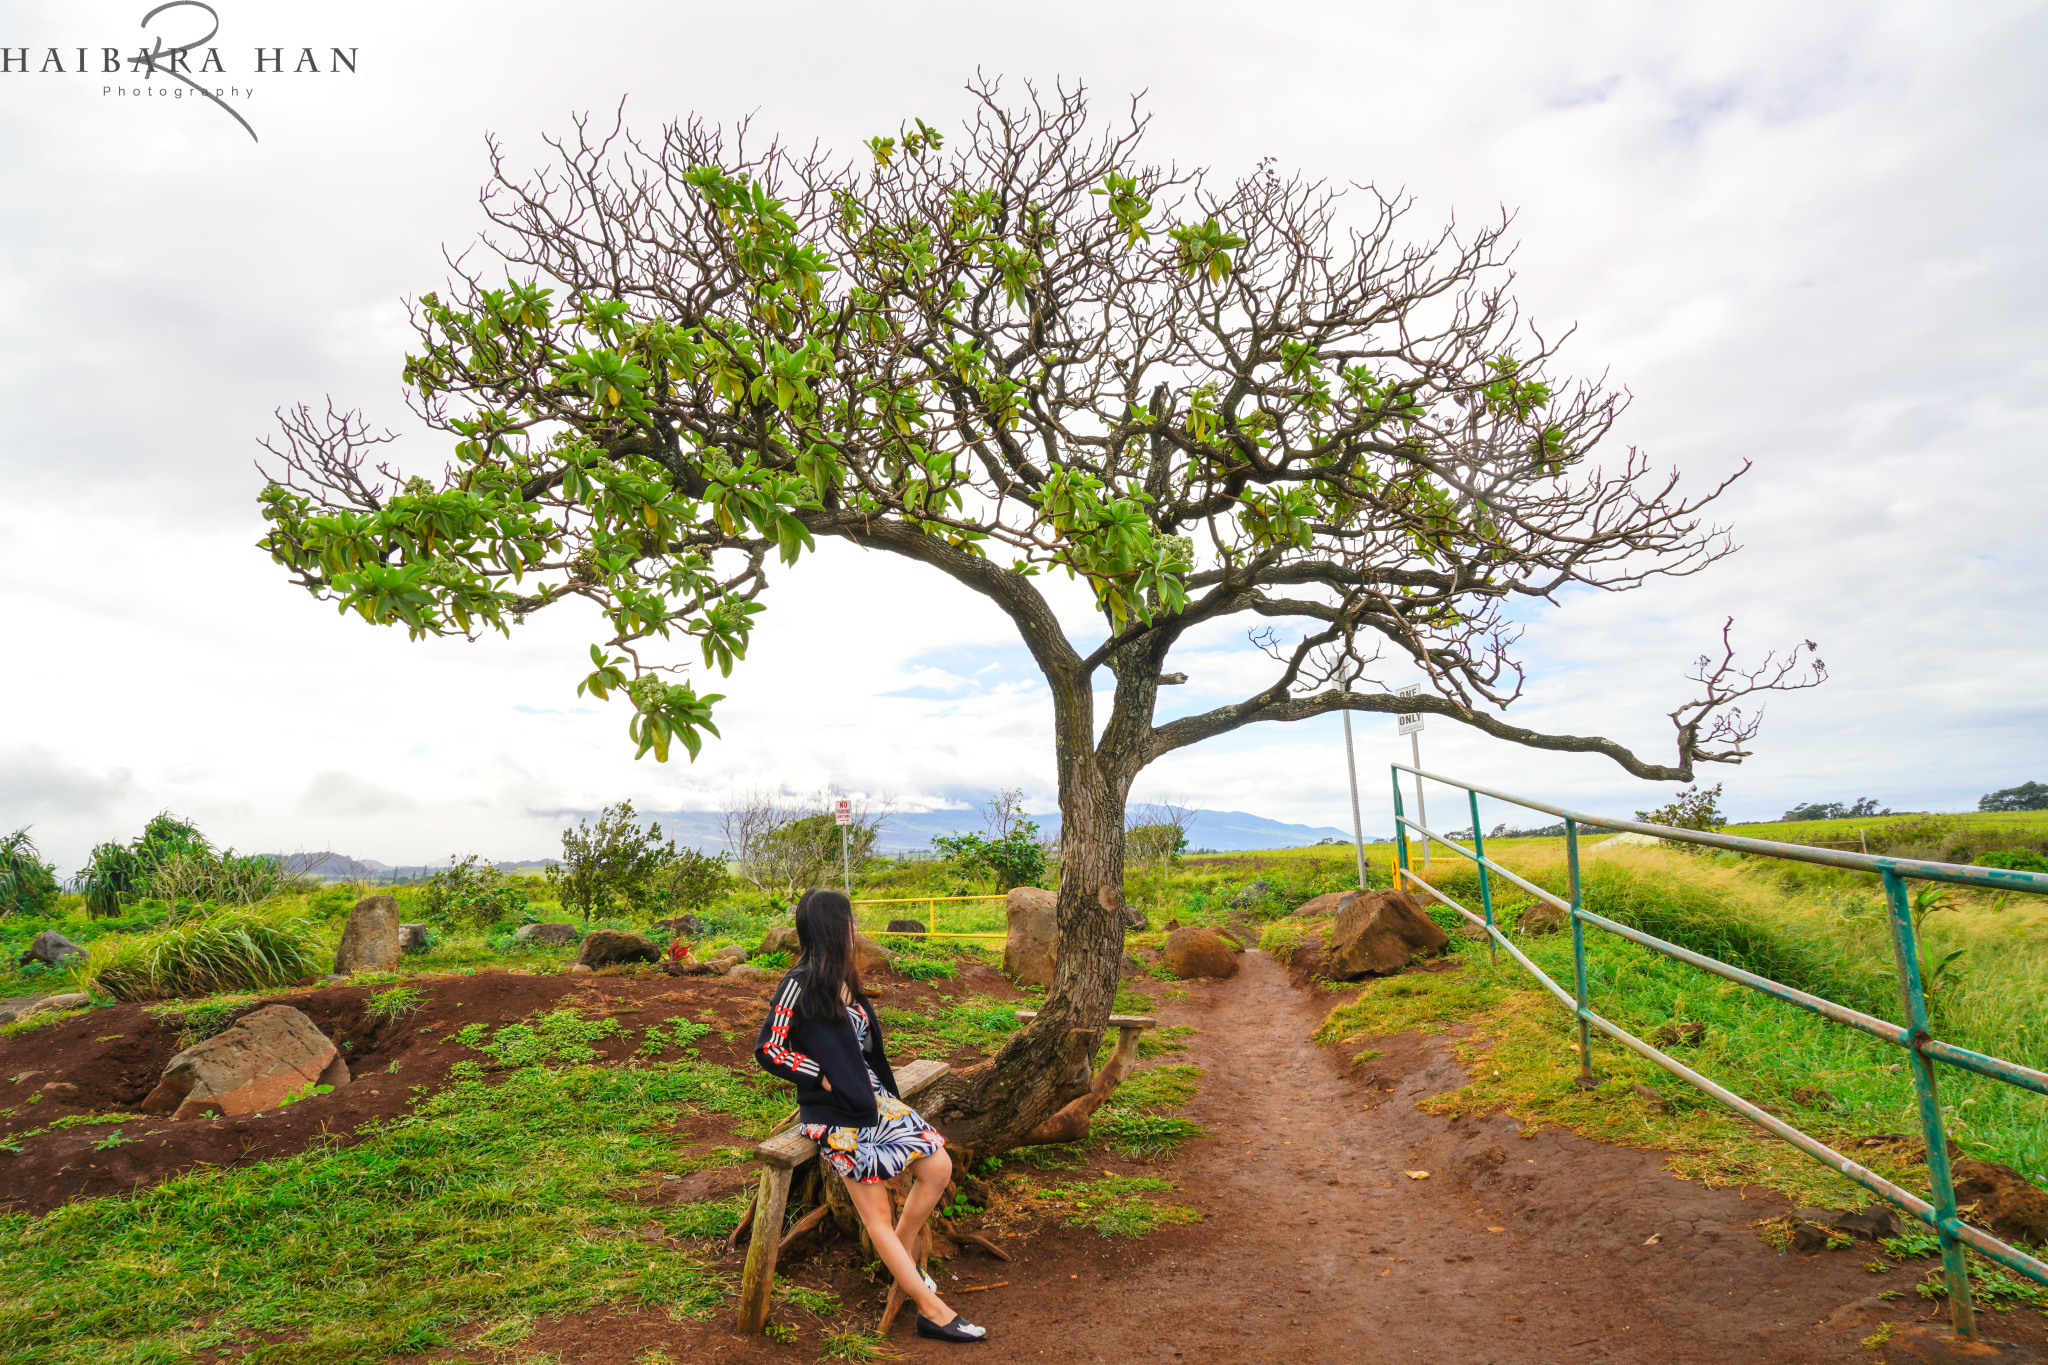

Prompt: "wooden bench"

[736,1057,951,1333]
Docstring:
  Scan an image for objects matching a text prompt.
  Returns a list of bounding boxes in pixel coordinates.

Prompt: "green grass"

[87,905,323,1002]
[1023,1173,1202,1238]
[0,1054,808,1364]
[877,995,1021,1059]
[1328,844,2048,1205]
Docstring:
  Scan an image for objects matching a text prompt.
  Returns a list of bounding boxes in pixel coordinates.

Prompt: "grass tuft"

[88,906,321,1002]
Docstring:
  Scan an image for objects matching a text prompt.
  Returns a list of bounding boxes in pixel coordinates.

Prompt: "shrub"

[1976,849,2048,874]
[88,906,322,1001]
[75,812,280,918]
[0,828,60,917]
[420,856,530,927]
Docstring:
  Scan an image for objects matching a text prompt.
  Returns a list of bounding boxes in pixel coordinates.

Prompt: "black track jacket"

[754,967,901,1128]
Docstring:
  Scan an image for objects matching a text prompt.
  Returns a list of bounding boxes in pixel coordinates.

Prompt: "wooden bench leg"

[735,1164,793,1334]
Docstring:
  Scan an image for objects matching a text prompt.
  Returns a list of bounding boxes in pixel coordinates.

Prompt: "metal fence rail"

[1387,763,2048,1341]
[851,893,1007,941]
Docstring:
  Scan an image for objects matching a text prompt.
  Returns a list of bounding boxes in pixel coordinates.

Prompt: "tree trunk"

[921,640,1164,1165]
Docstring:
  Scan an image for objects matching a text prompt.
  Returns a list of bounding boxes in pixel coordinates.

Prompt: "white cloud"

[0,0,2042,871]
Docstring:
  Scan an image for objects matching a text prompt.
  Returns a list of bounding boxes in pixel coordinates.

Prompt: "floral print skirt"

[803,1092,947,1183]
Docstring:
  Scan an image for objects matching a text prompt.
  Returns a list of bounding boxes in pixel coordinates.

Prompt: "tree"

[1126,798,1194,868]
[1980,782,2048,813]
[644,842,730,916]
[1780,797,1889,822]
[549,801,666,920]
[1635,783,1727,846]
[0,829,60,918]
[934,791,1049,890]
[255,82,1822,1160]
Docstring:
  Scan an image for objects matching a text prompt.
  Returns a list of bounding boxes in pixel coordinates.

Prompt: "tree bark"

[921,632,1166,1164]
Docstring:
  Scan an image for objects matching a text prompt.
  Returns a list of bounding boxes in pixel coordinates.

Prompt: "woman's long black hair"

[793,887,869,1020]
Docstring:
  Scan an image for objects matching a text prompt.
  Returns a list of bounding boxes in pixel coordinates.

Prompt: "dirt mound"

[0,959,1020,1216]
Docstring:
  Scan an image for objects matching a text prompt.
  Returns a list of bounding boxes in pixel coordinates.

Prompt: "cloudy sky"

[1,0,2042,873]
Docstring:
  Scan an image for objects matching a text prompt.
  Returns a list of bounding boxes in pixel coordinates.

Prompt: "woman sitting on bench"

[754,888,988,1344]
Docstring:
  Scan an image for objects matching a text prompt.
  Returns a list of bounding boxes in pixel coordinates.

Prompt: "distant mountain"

[299,807,1366,881]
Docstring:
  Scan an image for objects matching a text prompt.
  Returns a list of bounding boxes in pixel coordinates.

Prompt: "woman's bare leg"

[843,1176,953,1322]
[895,1147,952,1250]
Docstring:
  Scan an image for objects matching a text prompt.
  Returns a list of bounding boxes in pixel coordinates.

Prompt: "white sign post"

[834,799,853,892]
[1396,685,1428,867]
[1339,678,1368,893]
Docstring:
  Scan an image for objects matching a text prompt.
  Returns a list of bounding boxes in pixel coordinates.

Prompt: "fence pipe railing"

[1383,763,2048,1338]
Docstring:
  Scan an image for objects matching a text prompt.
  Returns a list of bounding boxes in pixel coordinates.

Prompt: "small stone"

[1630,1084,1670,1114]
[568,963,594,975]
[759,924,801,957]
[1325,890,1450,979]
[1163,917,1182,931]
[1163,927,1240,980]
[513,923,580,946]
[852,932,894,979]
[648,915,705,940]
[1004,887,1059,987]
[1118,952,1146,979]
[712,943,747,962]
[39,1081,81,1103]
[397,924,431,955]
[333,895,403,975]
[1230,880,1274,909]
[575,930,660,969]
[25,992,89,1017]
[1649,1021,1707,1048]
[317,974,347,987]
[1516,902,1566,936]
[18,930,85,969]
[1830,1206,1904,1242]
[1291,891,1360,919]
[727,963,780,982]
[1790,1221,1837,1254]
[139,1005,348,1120]
[886,919,928,934]
[1120,905,1150,931]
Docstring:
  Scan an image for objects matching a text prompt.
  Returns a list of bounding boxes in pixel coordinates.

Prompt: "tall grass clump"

[88,906,322,1001]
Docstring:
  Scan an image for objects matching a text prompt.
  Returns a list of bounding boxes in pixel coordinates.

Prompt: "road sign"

[1396,682,1424,735]
[834,799,853,826]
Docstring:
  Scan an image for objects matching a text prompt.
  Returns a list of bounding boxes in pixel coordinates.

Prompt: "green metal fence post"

[1392,769,1410,880]
[1567,818,1595,1088]
[1469,789,1497,968]
[1881,869,1977,1339]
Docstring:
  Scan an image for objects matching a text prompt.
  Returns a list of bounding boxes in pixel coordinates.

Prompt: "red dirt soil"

[431,952,2044,1365]
[7,952,2041,1363]
[0,962,1021,1215]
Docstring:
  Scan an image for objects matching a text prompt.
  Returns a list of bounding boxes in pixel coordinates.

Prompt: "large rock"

[1325,889,1450,979]
[18,930,84,969]
[1953,1159,2048,1246]
[1163,926,1241,980]
[140,1005,348,1120]
[1231,880,1274,908]
[886,918,928,934]
[576,929,660,969]
[1004,887,1059,986]
[1121,905,1150,931]
[397,924,431,955]
[853,932,894,979]
[1292,890,1361,918]
[648,915,704,941]
[514,922,579,946]
[760,924,801,957]
[333,895,402,975]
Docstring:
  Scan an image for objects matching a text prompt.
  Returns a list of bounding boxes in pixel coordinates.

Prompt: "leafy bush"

[0,829,60,918]
[420,856,530,927]
[1634,783,1726,838]
[932,824,1046,891]
[1976,849,2048,873]
[88,906,321,1001]
[76,813,281,919]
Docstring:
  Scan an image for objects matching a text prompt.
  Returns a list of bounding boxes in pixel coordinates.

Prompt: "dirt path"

[885,950,2038,1364]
